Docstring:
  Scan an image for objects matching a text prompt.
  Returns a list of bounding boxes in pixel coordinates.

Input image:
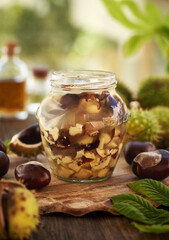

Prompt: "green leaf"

[167,62,169,75]
[133,222,169,233]
[102,0,144,30]
[112,202,148,224]
[145,2,162,25]
[128,179,169,207]
[164,12,169,28]
[123,34,150,56]
[156,36,169,59]
[110,193,169,224]
[156,26,169,39]
[3,139,10,154]
[121,0,147,23]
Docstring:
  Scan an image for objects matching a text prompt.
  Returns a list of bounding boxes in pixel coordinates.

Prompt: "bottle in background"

[0,41,28,119]
[27,65,50,115]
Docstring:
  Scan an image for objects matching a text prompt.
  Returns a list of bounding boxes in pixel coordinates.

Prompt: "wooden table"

[0,115,168,240]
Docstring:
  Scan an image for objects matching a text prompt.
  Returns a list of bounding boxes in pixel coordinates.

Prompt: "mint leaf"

[128,179,169,207]
[110,193,169,224]
[133,222,169,233]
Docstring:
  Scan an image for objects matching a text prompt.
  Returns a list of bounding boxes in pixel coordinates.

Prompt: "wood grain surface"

[1,116,169,240]
[5,154,139,216]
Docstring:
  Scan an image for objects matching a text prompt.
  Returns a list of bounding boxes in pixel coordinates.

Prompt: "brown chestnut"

[132,150,169,180]
[124,141,156,165]
[0,139,6,154]
[15,161,51,189]
[0,151,9,178]
[60,94,80,109]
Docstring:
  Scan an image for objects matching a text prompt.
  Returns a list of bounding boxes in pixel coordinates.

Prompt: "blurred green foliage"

[138,76,169,108]
[0,0,78,67]
[102,0,169,73]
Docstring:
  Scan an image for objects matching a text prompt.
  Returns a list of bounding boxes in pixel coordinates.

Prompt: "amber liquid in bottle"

[0,77,26,114]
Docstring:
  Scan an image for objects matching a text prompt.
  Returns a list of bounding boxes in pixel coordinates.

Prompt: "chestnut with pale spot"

[0,150,9,178]
[124,141,156,165]
[15,161,51,189]
[132,150,169,181]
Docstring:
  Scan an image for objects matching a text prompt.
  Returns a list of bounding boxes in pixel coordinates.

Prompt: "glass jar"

[0,42,28,119]
[37,70,129,182]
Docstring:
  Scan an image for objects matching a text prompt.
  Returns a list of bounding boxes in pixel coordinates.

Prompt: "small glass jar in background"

[0,41,28,119]
[27,65,50,115]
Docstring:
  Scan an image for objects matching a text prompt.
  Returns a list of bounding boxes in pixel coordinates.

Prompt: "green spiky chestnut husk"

[151,106,169,149]
[0,180,39,240]
[138,76,169,109]
[116,81,133,106]
[126,109,161,143]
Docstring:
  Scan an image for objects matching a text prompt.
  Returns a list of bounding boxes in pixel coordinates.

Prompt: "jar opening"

[51,70,117,92]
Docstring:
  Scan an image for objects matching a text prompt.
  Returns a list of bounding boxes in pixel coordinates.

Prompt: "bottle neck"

[1,44,20,60]
[1,53,19,60]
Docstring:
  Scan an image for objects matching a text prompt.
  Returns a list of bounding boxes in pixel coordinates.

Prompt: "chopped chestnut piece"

[57,135,70,147]
[0,151,9,178]
[132,150,169,181]
[124,141,156,165]
[81,140,99,151]
[97,91,109,101]
[60,94,80,109]
[84,121,104,136]
[15,161,51,189]
[81,156,93,163]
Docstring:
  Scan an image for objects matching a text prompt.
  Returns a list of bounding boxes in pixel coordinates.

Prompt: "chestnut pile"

[124,141,169,181]
[0,137,51,190]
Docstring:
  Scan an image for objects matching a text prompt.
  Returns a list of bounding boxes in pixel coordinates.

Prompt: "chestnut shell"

[124,141,156,165]
[0,151,9,178]
[15,162,51,190]
[132,150,169,181]
[9,123,43,157]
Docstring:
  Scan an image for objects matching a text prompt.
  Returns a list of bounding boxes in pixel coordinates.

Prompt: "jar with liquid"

[0,42,28,119]
[37,70,129,182]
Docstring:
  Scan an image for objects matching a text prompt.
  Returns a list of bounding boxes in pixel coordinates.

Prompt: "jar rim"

[51,70,117,92]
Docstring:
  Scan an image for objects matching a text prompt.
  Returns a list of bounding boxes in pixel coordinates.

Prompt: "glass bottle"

[0,42,28,119]
[27,65,49,115]
[37,70,129,182]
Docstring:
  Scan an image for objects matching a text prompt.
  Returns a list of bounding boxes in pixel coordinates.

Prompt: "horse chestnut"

[15,161,51,189]
[0,151,9,178]
[132,150,169,180]
[124,141,156,165]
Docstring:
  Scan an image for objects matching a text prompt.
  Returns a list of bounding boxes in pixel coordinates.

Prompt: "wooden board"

[5,153,169,216]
